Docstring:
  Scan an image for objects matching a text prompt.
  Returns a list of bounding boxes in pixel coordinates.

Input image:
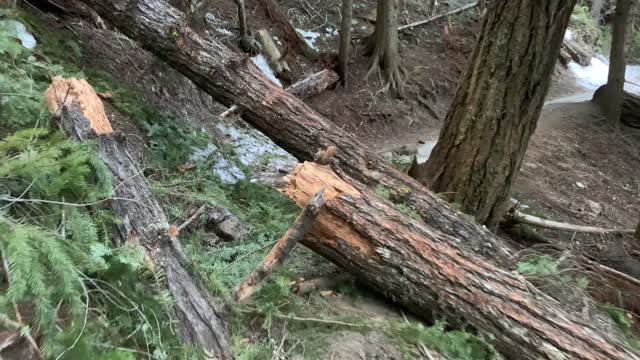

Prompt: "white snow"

[324,27,338,37]
[250,54,282,87]
[568,56,640,92]
[215,27,233,36]
[564,29,573,42]
[295,28,321,50]
[414,141,437,165]
[0,20,36,49]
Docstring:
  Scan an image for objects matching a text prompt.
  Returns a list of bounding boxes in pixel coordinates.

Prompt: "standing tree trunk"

[593,0,633,125]
[338,0,353,85]
[366,0,406,93]
[409,0,576,227]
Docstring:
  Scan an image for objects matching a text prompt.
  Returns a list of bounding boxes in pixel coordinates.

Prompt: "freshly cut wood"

[284,162,638,360]
[233,189,325,302]
[256,29,291,81]
[47,77,230,359]
[256,0,318,59]
[76,0,512,263]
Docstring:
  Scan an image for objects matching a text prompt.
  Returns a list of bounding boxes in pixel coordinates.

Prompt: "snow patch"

[216,27,233,36]
[0,20,36,49]
[190,143,246,184]
[564,29,573,42]
[568,56,640,92]
[250,54,282,87]
[324,27,338,37]
[295,28,321,50]
[414,141,437,165]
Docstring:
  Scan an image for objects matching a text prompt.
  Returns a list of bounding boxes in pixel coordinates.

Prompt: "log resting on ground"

[283,162,637,360]
[77,0,513,264]
[593,85,640,128]
[48,77,230,359]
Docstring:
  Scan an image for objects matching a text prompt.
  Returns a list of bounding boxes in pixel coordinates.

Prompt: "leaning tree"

[409,0,577,227]
[366,0,406,93]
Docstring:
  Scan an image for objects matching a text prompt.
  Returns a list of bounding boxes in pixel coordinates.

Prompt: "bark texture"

[367,0,405,92]
[233,189,324,302]
[594,0,632,124]
[594,87,640,128]
[284,162,638,360]
[77,0,514,264]
[285,69,338,98]
[410,0,576,227]
[338,0,353,85]
[51,79,230,358]
[256,0,318,58]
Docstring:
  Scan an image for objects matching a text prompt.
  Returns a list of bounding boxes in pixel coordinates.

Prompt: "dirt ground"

[47,0,640,357]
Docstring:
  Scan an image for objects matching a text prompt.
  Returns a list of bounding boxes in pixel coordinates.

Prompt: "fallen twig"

[177,204,207,232]
[233,189,325,302]
[398,2,478,32]
[511,209,635,235]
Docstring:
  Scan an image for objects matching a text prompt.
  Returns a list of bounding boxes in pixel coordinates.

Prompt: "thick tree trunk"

[77,0,514,264]
[338,0,353,85]
[47,77,230,359]
[594,0,632,124]
[409,0,576,227]
[367,0,405,93]
[594,87,640,127]
[284,162,637,360]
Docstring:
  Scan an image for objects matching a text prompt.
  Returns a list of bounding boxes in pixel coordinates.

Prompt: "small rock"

[206,206,248,242]
[586,200,602,216]
[576,181,587,189]
[523,162,538,169]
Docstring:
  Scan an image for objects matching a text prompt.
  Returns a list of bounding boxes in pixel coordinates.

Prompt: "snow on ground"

[568,56,640,94]
[250,54,282,87]
[295,28,321,50]
[0,20,36,49]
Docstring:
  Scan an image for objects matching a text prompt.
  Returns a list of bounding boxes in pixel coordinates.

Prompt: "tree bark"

[594,0,632,124]
[338,0,353,85]
[367,0,405,93]
[47,77,230,359]
[594,87,640,127]
[409,0,576,227]
[285,69,339,98]
[76,0,514,264]
[256,0,319,59]
[283,161,638,360]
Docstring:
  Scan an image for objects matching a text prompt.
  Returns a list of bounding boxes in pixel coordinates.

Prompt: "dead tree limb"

[45,76,231,359]
[256,29,291,81]
[398,2,478,32]
[509,209,635,234]
[338,0,353,85]
[233,189,325,302]
[283,162,638,360]
[256,0,319,59]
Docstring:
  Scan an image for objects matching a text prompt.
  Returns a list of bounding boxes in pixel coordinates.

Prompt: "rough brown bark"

[594,87,640,127]
[286,69,339,98]
[48,78,230,359]
[284,162,638,360]
[367,0,406,93]
[594,0,632,124]
[77,0,513,264]
[338,0,353,85]
[256,0,318,59]
[233,189,324,302]
[410,0,576,227]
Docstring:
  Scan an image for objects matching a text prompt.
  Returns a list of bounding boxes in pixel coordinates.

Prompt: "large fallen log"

[45,77,230,359]
[593,86,640,127]
[77,0,513,264]
[284,162,637,360]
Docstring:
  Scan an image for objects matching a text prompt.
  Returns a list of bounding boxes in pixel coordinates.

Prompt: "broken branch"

[232,189,325,302]
[398,2,478,32]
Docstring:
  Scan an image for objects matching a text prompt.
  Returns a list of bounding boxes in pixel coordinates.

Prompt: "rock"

[206,206,248,242]
[586,200,602,216]
[575,181,587,189]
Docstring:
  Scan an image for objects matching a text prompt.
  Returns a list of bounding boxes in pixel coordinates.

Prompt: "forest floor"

[5,0,640,358]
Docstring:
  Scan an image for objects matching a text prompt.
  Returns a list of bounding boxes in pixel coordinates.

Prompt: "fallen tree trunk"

[77,0,513,264]
[593,86,640,128]
[284,162,638,360]
[256,0,318,59]
[46,77,231,359]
